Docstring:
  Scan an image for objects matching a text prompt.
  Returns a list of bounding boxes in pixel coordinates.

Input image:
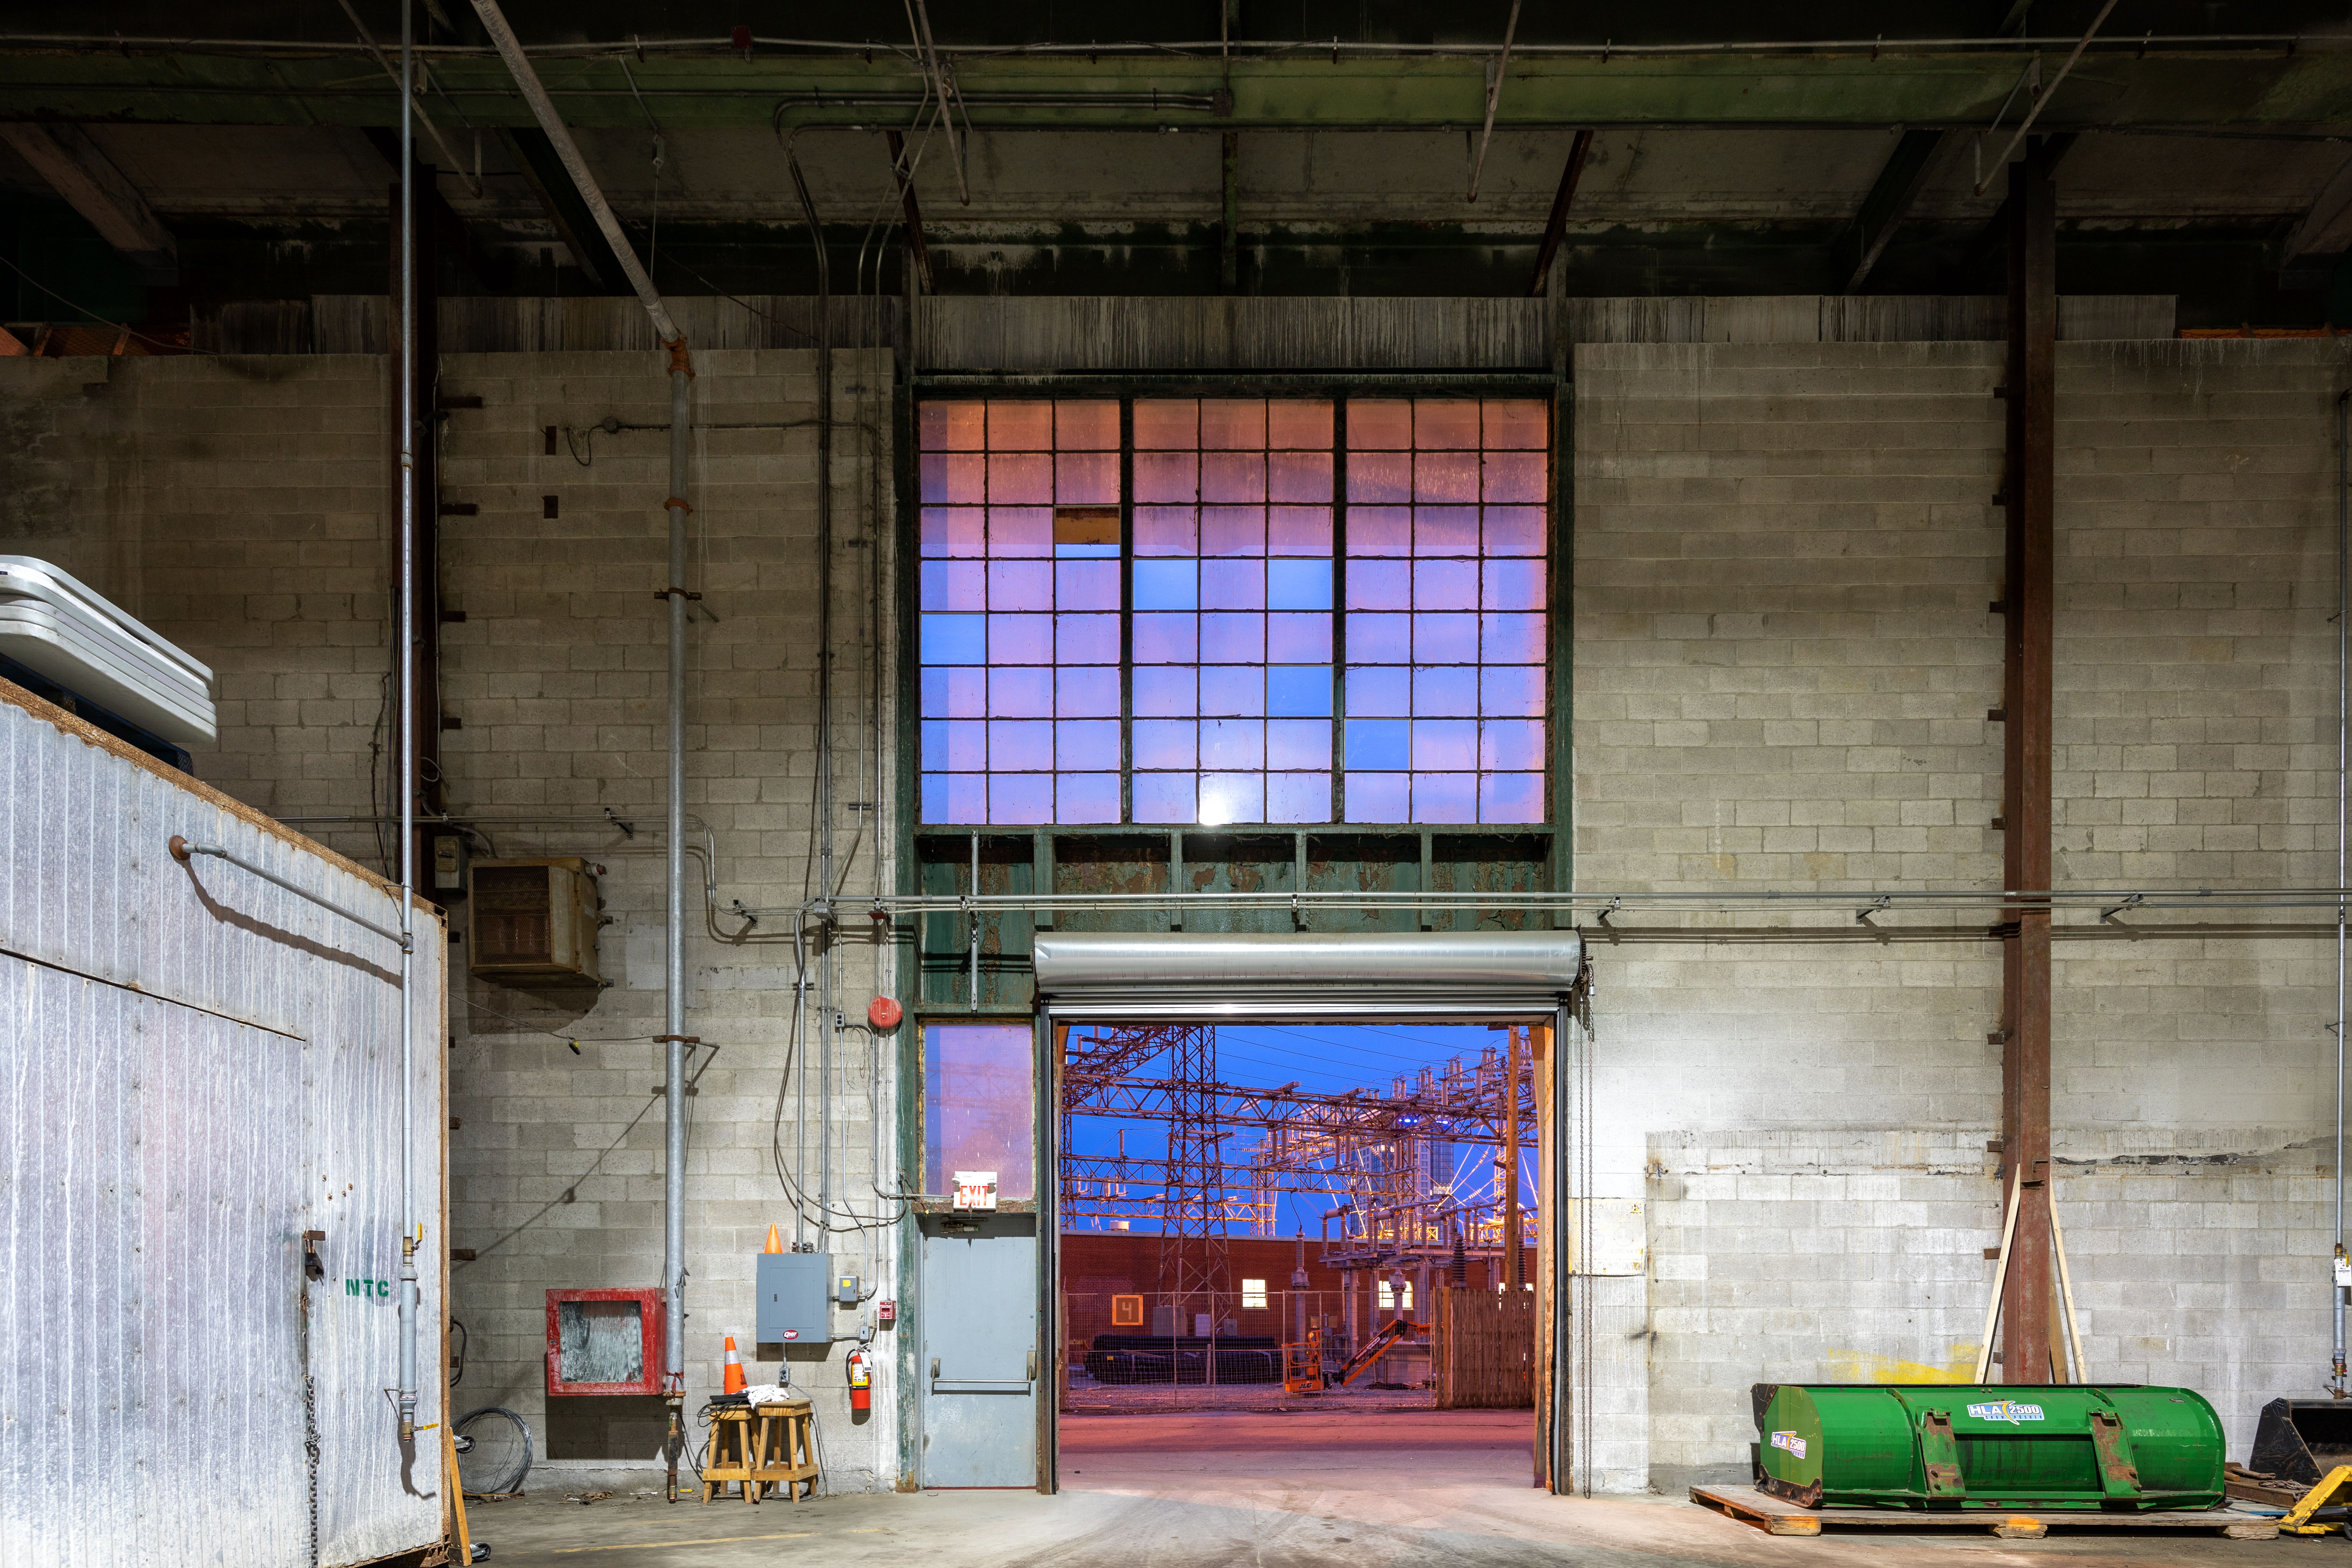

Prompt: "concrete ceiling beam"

[2284,155,2352,262]
[1,48,2346,132]
[0,121,176,281]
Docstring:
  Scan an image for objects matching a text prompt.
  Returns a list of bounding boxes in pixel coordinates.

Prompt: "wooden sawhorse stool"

[701,1402,819,1503]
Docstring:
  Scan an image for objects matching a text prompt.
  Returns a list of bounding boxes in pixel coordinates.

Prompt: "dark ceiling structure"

[2,2,2350,329]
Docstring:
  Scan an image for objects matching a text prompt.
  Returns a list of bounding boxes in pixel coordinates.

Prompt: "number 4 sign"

[952,1170,998,1212]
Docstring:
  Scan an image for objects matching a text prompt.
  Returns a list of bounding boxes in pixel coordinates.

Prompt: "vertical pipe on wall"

[393,0,420,1447]
[2336,388,2347,1394]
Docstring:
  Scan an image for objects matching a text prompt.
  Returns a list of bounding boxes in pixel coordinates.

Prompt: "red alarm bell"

[867,996,903,1031]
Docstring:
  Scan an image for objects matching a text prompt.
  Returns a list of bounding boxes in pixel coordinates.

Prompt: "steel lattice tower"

[1152,1023,1230,1334]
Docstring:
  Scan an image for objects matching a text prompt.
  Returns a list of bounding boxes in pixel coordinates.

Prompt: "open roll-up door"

[1030,929,1587,1493]
[1030,930,1585,1020]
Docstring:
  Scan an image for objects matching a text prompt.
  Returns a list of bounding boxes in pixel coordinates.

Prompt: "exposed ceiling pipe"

[467,0,696,1503]
[331,0,482,195]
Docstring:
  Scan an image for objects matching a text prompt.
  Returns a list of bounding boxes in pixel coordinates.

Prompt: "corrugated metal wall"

[0,687,446,1568]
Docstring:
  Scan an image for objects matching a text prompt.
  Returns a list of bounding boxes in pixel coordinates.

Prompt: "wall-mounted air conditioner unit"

[468,856,604,986]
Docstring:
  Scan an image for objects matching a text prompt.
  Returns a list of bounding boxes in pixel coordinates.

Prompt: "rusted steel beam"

[1997,141,2057,1386]
[1526,128,1592,298]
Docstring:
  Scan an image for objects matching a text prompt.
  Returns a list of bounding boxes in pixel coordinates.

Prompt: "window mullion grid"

[1119,396,1136,826]
[1331,395,1349,828]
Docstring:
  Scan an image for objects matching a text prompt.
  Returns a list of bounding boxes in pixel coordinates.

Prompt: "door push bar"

[931,1350,1037,1391]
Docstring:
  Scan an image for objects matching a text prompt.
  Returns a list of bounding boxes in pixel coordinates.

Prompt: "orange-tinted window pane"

[986,400,1053,450]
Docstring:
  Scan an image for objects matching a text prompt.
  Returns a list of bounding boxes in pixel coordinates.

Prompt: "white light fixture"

[0,556,215,743]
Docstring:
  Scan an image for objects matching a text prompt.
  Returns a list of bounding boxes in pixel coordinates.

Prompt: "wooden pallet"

[1690,1485,2279,1540]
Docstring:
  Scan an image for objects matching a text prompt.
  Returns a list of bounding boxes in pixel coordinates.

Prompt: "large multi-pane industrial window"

[917,396,1548,826]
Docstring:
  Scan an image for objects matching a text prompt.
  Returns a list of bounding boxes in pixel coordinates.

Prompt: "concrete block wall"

[0,346,902,1490]
[1575,338,2350,1493]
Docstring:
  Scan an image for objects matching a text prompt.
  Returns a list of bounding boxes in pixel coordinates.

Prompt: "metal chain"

[301,1282,321,1568]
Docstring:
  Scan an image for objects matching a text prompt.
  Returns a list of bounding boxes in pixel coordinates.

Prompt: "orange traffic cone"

[764,1224,784,1254]
[722,1335,747,1394]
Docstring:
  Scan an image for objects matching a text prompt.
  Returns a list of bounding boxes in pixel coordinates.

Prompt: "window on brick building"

[1241,1278,1268,1310]
[916,396,1549,826]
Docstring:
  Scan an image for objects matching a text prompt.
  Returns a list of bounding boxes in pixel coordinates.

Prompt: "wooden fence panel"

[1435,1287,1536,1409]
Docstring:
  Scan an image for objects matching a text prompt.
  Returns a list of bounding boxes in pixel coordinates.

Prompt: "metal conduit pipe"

[394,1,420,1449]
[167,836,408,946]
[2336,387,2348,1394]
[468,0,696,1497]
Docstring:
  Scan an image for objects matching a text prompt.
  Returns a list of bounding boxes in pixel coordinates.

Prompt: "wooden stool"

[749,1400,819,1503]
[699,1408,761,1504]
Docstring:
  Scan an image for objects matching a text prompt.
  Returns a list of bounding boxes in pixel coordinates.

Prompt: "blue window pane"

[1345,666,1410,717]
[1484,558,1546,611]
[1414,666,1478,717]
[1344,771,1408,822]
[1058,773,1121,824]
[1346,559,1409,611]
[987,507,1052,556]
[1414,507,1479,555]
[990,667,1054,718]
[922,559,985,611]
[1055,540,1120,560]
[1268,665,1334,717]
[987,560,1052,610]
[990,774,1053,825]
[1414,559,1477,610]
[1133,613,1198,664]
[1413,772,1477,824]
[1057,720,1121,770]
[923,666,986,718]
[1134,720,1197,769]
[1134,772,1197,822]
[1057,559,1122,610]
[1134,560,1198,611]
[1483,612,1546,664]
[988,614,1053,665]
[1056,613,1120,664]
[989,719,1054,763]
[1057,666,1121,718]
[922,719,986,771]
[1267,772,1333,824]
[922,613,986,664]
[1199,773,1265,826]
[1480,772,1544,824]
[1267,559,1333,611]
[1268,614,1332,664]
[1346,613,1411,663]
[1485,506,1545,556]
[1134,667,1198,717]
[1481,665,1545,718]
[921,507,985,558]
[1200,613,1265,664]
[1202,559,1267,610]
[1483,720,1546,771]
[1267,719,1331,771]
[1345,719,1408,770]
[1200,667,1266,717]
[1415,613,1479,663]
[1411,719,1477,770]
[923,772,986,824]
[1201,719,1265,770]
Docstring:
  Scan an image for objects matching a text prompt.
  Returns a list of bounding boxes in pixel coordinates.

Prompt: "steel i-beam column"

[1997,144,2057,1385]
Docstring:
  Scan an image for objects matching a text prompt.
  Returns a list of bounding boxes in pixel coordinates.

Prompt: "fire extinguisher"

[847,1346,873,1412]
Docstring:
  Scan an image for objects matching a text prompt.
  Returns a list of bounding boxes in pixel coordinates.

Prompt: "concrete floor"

[474,1412,2288,1566]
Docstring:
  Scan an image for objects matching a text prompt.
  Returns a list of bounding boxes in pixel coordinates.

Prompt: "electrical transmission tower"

[1154,1023,1230,1335]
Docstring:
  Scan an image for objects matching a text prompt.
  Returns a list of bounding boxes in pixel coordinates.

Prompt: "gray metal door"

[918,1215,1038,1488]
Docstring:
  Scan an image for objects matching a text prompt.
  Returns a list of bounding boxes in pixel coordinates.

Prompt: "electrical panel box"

[468,857,601,986]
[757,1252,833,1344]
